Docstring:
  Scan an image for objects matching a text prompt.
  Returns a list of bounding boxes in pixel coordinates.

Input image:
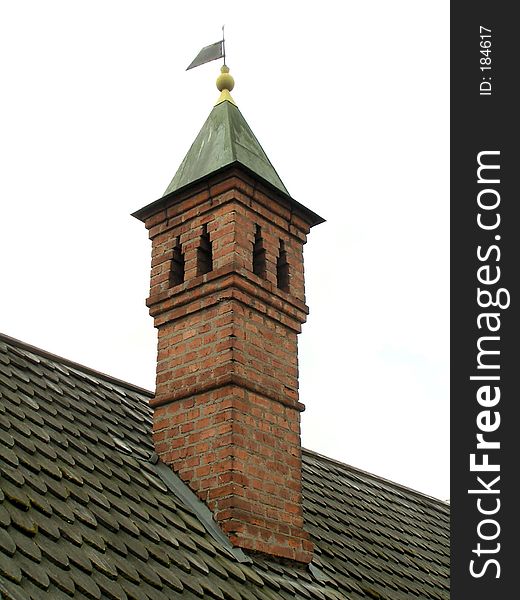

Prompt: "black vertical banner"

[451,3,519,598]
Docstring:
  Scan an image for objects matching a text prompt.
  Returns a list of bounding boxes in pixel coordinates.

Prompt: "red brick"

[142,171,316,563]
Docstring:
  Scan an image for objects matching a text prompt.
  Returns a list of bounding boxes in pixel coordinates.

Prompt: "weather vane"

[186,25,227,71]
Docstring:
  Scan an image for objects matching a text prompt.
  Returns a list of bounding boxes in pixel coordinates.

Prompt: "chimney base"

[152,384,313,563]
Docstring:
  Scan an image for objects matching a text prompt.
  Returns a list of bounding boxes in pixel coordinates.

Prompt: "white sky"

[0,1,449,499]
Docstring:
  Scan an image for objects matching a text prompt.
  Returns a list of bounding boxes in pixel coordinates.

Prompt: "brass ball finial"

[216,65,234,92]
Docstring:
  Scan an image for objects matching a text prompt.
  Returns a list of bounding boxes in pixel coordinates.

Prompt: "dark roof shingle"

[0,333,449,599]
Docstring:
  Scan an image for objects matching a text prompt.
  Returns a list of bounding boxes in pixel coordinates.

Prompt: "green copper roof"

[163,100,289,197]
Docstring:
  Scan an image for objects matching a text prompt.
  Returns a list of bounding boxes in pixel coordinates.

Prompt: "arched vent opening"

[276,239,289,292]
[197,223,213,276]
[252,224,267,279]
[169,237,185,286]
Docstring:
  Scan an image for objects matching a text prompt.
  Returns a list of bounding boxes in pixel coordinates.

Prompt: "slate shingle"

[0,333,449,599]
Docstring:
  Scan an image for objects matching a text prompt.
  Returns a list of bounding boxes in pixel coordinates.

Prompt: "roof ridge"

[226,100,238,163]
[0,331,154,398]
[302,447,450,507]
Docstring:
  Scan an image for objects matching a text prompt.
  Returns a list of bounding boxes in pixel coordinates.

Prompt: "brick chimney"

[133,69,323,563]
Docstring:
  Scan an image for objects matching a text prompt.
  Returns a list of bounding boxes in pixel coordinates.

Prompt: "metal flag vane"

[185,27,235,106]
[186,26,226,71]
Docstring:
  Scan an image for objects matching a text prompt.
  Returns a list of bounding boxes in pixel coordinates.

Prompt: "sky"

[0,1,449,499]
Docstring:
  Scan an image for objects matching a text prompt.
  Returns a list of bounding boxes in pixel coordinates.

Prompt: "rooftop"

[0,332,450,599]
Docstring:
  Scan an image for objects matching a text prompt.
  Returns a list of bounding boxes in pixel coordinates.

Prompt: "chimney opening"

[276,239,290,292]
[252,224,267,279]
[197,223,213,276]
[169,237,185,287]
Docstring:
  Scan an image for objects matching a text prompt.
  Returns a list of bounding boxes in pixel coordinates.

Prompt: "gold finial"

[215,65,236,106]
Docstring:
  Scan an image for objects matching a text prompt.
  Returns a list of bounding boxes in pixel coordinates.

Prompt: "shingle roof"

[0,332,449,599]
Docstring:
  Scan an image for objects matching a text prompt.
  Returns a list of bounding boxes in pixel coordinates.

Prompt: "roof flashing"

[152,458,252,564]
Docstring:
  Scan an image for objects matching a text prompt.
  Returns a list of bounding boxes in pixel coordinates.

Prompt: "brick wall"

[140,168,316,562]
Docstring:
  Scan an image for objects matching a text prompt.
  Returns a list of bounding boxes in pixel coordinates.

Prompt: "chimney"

[133,67,323,563]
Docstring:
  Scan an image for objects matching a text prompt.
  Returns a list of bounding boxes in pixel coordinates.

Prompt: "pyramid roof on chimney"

[132,67,324,228]
[163,96,289,198]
